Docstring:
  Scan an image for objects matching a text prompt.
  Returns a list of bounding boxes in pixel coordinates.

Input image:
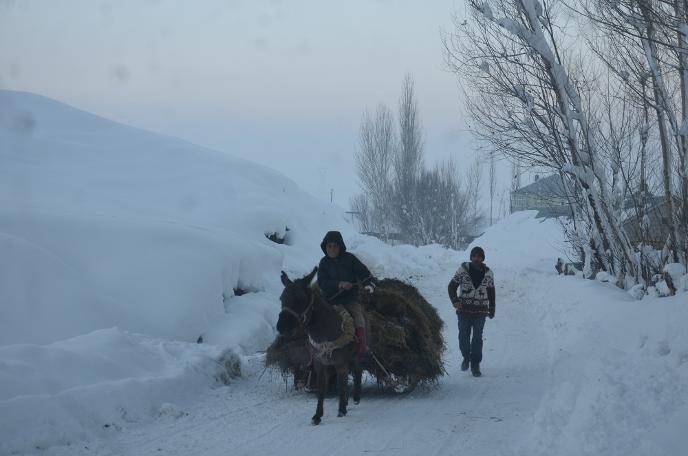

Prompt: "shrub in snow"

[596,271,613,283]
[214,350,242,385]
[555,258,579,276]
[653,263,687,297]
[555,257,564,274]
[663,263,686,295]
[628,284,646,300]
[656,280,673,297]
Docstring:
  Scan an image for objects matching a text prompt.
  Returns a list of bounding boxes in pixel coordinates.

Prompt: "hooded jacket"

[317,231,374,304]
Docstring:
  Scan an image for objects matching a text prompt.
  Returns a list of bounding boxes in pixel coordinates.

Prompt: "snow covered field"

[1,92,687,455]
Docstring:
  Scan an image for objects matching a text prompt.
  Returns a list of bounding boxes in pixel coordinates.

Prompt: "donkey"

[276,267,364,425]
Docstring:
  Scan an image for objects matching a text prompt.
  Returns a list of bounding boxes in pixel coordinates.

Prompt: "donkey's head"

[276,267,318,334]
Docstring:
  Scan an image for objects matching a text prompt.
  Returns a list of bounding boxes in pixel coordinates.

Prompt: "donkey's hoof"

[311,416,321,425]
[353,399,360,405]
[337,409,347,417]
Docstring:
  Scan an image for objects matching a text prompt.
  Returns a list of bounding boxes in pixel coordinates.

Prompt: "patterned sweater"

[448,262,496,316]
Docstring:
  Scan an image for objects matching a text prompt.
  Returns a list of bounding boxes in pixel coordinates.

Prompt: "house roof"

[513,174,567,197]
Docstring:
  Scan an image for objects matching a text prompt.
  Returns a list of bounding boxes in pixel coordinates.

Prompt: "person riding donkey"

[317,231,376,360]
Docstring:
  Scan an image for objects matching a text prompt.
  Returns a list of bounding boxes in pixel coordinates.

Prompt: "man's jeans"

[457,313,486,363]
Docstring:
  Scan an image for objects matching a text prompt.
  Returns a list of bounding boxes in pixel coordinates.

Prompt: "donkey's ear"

[280,271,292,287]
[302,266,318,285]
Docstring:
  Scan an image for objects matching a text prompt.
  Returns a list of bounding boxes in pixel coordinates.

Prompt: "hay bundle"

[266,278,445,387]
[265,325,310,372]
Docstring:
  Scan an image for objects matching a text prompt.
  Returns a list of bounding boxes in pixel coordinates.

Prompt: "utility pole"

[330,188,334,203]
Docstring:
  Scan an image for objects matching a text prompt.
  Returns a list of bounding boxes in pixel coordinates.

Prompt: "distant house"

[620,197,675,249]
[511,174,675,248]
[510,174,571,218]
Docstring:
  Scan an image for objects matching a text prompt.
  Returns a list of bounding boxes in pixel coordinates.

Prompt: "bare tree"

[410,157,478,248]
[445,0,639,285]
[465,155,484,229]
[356,103,395,236]
[581,0,688,267]
[350,194,373,233]
[489,150,497,225]
[394,74,425,239]
[353,74,483,248]
[510,160,522,213]
[497,187,510,220]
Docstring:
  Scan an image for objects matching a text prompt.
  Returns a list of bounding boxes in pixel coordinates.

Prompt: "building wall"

[621,202,671,249]
[511,192,568,213]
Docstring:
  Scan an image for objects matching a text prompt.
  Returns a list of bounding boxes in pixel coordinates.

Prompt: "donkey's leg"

[337,365,349,417]
[353,360,363,405]
[312,364,326,425]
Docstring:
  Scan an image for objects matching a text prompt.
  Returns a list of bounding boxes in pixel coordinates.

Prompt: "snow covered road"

[44,248,556,456]
[16,213,687,456]
[32,215,688,456]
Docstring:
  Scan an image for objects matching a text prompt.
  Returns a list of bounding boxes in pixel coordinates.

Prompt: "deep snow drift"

[0,90,354,453]
[0,90,352,347]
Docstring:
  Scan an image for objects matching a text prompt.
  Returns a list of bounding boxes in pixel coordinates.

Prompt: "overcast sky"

[0,0,504,207]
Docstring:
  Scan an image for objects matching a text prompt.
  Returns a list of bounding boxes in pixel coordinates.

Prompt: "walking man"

[448,246,495,377]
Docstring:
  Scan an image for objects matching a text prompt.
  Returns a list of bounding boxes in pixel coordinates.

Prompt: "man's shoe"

[461,358,470,371]
[471,362,482,377]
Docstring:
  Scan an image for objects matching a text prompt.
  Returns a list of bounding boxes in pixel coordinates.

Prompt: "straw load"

[266,278,445,389]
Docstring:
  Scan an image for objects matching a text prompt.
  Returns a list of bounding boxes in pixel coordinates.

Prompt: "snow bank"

[348,235,460,282]
[523,279,688,455]
[0,90,351,347]
[474,213,688,456]
[0,328,239,454]
[390,211,688,455]
[465,210,563,272]
[344,211,562,287]
[0,90,353,453]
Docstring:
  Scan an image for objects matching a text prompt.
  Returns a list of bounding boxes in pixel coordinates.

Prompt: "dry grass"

[266,279,445,387]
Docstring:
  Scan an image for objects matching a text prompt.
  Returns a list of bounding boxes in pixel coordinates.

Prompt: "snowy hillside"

[0,90,354,453]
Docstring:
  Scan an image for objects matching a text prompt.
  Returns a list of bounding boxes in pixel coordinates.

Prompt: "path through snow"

[45,252,555,456]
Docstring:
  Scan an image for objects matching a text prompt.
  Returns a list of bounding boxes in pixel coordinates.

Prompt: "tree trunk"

[638,1,681,263]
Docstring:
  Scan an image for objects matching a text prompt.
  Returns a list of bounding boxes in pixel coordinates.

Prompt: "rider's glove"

[363,284,375,294]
